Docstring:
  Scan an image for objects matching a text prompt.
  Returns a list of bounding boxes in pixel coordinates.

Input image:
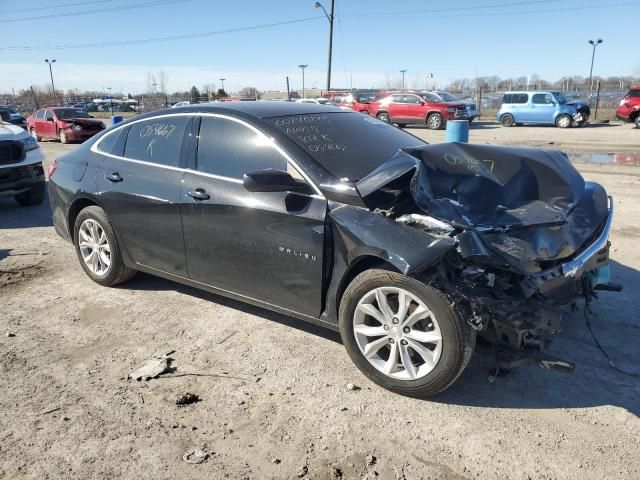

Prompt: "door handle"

[186,188,210,201]
[105,172,123,182]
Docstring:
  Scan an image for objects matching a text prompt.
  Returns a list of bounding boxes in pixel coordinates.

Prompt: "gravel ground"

[1,127,639,480]
[410,120,639,154]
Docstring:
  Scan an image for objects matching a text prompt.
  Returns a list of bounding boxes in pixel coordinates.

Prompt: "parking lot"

[1,123,639,479]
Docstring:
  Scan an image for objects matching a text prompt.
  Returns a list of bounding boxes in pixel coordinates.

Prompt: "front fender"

[328,204,455,275]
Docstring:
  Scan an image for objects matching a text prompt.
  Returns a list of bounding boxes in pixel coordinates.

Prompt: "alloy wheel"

[59,130,67,143]
[428,114,442,129]
[353,287,443,380]
[78,219,111,276]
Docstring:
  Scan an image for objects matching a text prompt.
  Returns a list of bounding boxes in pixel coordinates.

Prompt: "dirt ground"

[1,125,639,480]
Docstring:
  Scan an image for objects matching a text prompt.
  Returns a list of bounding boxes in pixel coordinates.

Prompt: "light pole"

[314,1,334,92]
[44,59,57,106]
[400,69,407,89]
[219,78,226,96]
[107,87,113,116]
[588,39,603,98]
[298,64,308,99]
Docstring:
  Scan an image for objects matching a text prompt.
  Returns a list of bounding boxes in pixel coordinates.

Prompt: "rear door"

[510,93,531,122]
[387,94,407,123]
[96,114,193,276]
[181,114,327,317]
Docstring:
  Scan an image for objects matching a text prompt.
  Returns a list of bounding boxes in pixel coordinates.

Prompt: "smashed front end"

[356,143,619,352]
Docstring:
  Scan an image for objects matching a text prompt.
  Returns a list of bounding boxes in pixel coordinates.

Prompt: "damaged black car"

[48,103,618,397]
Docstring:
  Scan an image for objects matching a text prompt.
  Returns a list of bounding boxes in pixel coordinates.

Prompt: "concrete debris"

[182,448,209,464]
[5,332,15,337]
[346,383,360,391]
[128,357,171,381]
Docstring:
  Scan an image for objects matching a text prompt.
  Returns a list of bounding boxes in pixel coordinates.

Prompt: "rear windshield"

[266,112,425,181]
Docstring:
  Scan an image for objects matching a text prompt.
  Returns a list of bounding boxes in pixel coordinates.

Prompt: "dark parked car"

[0,106,27,129]
[48,103,618,397]
[27,107,105,144]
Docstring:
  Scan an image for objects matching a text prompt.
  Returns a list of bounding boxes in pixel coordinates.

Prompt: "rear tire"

[376,112,390,123]
[14,181,45,207]
[396,123,407,128]
[339,269,475,398]
[426,112,443,130]
[500,114,515,127]
[555,114,572,128]
[73,206,136,287]
[635,116,640,128]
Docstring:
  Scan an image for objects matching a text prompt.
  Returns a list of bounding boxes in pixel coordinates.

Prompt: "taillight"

[48,160,58,178]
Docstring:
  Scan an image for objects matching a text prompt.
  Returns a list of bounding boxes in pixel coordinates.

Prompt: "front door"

[181,115,327,317]
[387,94,407,123]
[96,115,193,276]
[530,93,557,124]
[41,110,57,139]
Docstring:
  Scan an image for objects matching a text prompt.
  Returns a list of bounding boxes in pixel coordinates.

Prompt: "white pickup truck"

[0,122,46,206]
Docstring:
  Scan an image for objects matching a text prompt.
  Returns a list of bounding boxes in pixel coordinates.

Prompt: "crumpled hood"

[357,143,609,273]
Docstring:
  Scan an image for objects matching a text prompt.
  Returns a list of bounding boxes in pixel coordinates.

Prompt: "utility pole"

[314,1,334,92]
[298,64,308,99]
[44,59,57,106]
[587,38,603,101]
[400,69,407,89]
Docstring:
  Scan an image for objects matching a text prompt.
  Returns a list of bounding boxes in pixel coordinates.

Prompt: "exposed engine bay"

[355,143,621,353]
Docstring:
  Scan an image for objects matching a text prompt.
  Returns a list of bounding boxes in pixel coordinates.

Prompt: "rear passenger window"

[123,116,190,167]
[503,94,528,104]
[197,116,287,179]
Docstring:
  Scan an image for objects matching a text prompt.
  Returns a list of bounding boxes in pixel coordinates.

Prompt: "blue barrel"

[111,115,124,125]
[445,120,469,143]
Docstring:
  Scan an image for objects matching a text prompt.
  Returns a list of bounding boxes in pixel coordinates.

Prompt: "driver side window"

[196,116,304,181]
[45,110,54,120]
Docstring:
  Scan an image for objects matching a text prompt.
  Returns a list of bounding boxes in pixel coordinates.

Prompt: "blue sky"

[1,0,638,94]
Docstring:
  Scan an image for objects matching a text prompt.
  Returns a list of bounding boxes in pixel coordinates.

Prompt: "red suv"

[616,86,640,127]
[27,107,105,144]
[369,91,468,129]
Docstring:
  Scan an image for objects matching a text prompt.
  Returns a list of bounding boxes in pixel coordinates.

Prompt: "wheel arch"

[336,255,401,311]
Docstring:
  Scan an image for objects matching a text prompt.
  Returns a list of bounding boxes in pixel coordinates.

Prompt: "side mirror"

[47,117,55,122]
[243,169,310,194]
[419,100,426,106]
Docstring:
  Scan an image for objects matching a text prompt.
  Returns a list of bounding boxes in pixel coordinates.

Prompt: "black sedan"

[49,102,617,397]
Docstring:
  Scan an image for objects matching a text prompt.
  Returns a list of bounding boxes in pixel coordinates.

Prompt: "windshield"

[552,92,568,104]
[266,112,425,181]
[436,92,458,102]
[55,108,91,119]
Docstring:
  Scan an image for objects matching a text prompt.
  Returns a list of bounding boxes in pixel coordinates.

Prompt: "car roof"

[158,101,346,119]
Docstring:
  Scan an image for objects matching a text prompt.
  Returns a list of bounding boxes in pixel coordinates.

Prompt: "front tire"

[396,123,407,128]
[59,129,69,144]
[426,112,443,130]
[635,116,640,128]
[339,269,475,398]
[14,181,45,207]
[555,114,572,128]
[73,206,136,286]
